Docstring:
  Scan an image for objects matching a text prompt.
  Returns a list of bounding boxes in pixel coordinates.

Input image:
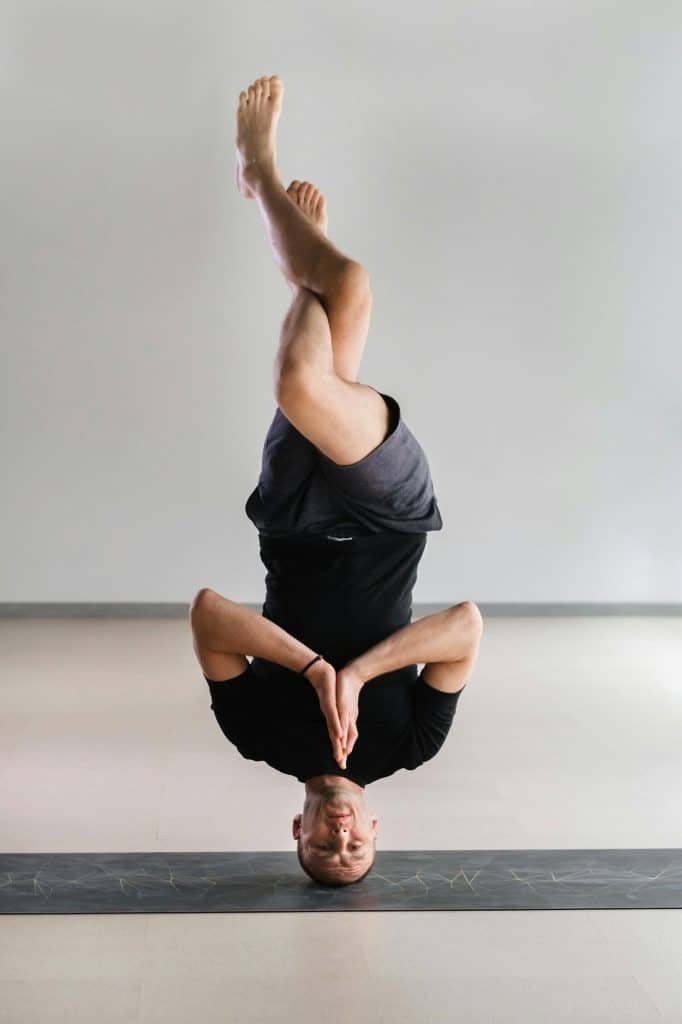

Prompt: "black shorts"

[244,389,443,537]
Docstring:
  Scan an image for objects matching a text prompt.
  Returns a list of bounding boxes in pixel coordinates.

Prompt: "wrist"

[302,654,330,688]
[340,660,368,690]
[299,652,323,677]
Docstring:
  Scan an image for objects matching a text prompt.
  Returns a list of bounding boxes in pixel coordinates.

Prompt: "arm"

[190,588,320,677]
[191,588,345,765]
[334,602,481,766]
[342,602,479,689]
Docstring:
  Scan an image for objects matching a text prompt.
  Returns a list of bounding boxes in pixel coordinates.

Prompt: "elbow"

[190,587,216,624]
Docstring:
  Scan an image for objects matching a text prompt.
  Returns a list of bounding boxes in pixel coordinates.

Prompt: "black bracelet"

[300,654,323,676]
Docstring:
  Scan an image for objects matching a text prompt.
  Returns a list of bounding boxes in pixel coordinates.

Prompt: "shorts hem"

[315,391,402,472]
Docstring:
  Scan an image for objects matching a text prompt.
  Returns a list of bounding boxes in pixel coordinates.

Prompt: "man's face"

[293,781,378,883]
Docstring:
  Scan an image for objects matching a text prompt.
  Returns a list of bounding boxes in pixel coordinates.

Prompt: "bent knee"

[326,259,371,307]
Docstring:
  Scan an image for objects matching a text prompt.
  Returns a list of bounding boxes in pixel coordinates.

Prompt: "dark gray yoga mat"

[2,850,681,914]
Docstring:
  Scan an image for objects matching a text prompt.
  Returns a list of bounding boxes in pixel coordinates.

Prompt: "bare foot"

[235,74,284,199]
[285,180,329,236]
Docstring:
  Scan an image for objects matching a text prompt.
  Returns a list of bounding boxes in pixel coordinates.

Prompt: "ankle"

[242,158,280,193]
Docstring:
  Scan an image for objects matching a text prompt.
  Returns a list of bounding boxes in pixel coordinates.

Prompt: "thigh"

[276,372,391,466]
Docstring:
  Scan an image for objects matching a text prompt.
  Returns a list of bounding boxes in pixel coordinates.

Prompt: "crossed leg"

[236,74,391,465]
[274,285,391,465]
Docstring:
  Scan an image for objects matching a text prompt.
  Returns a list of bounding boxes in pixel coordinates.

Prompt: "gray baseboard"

[1,849,680,913]
[0,602,680,618]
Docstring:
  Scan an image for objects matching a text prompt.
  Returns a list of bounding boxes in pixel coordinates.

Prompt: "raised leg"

[274,285,390,466]
[236,75,373,384]
[284,180,372,383]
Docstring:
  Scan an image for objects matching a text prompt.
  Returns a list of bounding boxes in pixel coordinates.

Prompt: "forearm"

[344,605,468,687]
[191,589,318,677]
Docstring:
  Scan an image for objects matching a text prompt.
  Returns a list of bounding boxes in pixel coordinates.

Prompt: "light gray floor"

[1,615,681,1022]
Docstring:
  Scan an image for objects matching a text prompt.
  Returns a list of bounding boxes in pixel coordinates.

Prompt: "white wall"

[2,0,680,602]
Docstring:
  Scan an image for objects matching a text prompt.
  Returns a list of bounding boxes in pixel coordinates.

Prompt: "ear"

[292,812,302,839]
[370,814,378,836]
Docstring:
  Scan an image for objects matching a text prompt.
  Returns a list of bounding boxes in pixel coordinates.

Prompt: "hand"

[306,658,345,768]
[335,665,363,768]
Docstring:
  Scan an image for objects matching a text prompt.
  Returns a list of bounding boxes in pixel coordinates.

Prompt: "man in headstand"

[190,75,484,887]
